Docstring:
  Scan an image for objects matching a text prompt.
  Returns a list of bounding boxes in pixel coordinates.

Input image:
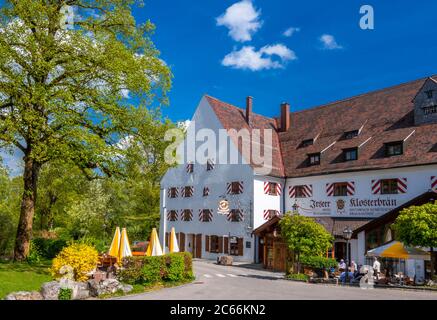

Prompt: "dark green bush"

[32,238,67,259]
[287,273,309,281]
[300,256,337,269]
[118,252,193,285]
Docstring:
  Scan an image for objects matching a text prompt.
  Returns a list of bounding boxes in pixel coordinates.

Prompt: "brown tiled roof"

[281,76,437,177]
[206,76,437,178]
[314,217,372,237]
[206,95,285,177]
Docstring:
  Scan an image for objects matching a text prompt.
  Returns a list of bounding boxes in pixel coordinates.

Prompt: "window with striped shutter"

[227,209,243,222]
[289,185,313,198]
[181,186,194,197]
[181,209,193,221]
[227,181,244,194]
[199,209,213,222]
[372,178,407,194]
[167,210,178,221]
[263,182,282,196]
[326,182,355,196]
[431,176,437,192]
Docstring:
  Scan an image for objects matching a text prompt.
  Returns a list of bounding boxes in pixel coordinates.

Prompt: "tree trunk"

[14,156,40,261]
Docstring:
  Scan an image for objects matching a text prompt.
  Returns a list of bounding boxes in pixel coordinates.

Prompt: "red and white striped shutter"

[303,185,313,197]
[181,187,185,197]
[167,189,171,197]
[239,181,244,194]
[276,184,282,196]
[263,210,280,220]
[397,178,407,193]
[289,186,295,198]
[431,176,437,192]
[198,209,202,221]
[326,183,335,196]
[226,182,232,194]
[347,182,355,196]
[263,182,269,194]
[371,180,381,194]
[190,186,194,197]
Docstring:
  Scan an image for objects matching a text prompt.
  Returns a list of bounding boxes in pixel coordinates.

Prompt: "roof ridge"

[204,94,276,121]
[291,75,435,115]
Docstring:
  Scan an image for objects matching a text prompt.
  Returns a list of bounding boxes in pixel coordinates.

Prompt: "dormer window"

[343,148,358,161]
[301,139,314,148]
[343,130,359,140]
[385,141,403,157]
[308,153,320,166]
[423,105,437,115]
[425,90,433,99]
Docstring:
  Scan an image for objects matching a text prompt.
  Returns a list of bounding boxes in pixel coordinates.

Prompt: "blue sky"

[136,0,437,122]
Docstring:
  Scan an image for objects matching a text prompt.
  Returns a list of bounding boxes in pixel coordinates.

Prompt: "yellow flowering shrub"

[50,243,99,282]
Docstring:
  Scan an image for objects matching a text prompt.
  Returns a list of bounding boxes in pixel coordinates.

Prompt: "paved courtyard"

[115,260,437,300]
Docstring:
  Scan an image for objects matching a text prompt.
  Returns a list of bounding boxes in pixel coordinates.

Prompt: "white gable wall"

[160,96,256,262]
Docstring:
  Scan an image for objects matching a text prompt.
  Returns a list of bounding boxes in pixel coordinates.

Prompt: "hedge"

[300,256,337,269]
[118,252,194,285]
[32,238,68,259]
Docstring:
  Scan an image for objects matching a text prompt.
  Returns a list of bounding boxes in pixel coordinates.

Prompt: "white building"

[159,76,437,278]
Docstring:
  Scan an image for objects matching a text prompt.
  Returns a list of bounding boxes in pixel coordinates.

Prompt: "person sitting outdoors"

[338,259,346,271]
[339,270,355,285]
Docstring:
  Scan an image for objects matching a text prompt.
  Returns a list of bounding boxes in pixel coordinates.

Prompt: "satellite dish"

[217,199,230,215]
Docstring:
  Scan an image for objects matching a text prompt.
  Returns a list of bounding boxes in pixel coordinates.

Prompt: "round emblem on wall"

[218,199,230,215]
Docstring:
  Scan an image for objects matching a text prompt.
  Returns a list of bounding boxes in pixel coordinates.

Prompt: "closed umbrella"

[118,227,133,263]
[146,228,163,256]
[169,227,179,253]
[108,227,121,258]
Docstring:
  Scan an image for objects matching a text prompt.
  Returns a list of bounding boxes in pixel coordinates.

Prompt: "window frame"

[308,153,321,166]
[230,182,242,195]
[423,105,437,115]
[343,147,358,161]
[333,182,348,197]
[301,139,314,148]
[343,130,359,140]
[385,142,403,157]
[210,235,219,253]
[294,185,307,198]
[267,182,278,196]
[229,209,243,222]
[169,187,178,198]
[183,186,193,197]
[380,179,399,195]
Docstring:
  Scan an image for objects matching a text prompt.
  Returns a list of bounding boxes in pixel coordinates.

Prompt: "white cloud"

[319,34,343,50]
[216,0,262,42]
[283,27,300,37]
[221,44,297,71]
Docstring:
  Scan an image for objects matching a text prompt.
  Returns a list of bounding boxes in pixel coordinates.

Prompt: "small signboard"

[230,236,238,244]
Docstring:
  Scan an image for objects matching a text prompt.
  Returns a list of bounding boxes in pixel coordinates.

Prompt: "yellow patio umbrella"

[145,228,163,256]
[169,227,180,253]
[118,227,133,263]
[367,241,431,260]
[108,226,121,258]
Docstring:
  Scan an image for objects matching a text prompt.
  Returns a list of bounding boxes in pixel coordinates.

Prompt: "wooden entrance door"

[195,234,202,258]
[273,242,287,272]
[179,232,185,252]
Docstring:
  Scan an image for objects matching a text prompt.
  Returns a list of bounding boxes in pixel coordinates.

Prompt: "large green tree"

[392,203,437,279]
[0,0,171,260]
[279,213,334,274]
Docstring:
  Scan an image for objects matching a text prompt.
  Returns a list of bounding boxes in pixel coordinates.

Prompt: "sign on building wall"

[292,196,399,217]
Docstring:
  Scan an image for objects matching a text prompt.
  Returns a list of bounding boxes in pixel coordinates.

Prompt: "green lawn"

[0,260,52,299]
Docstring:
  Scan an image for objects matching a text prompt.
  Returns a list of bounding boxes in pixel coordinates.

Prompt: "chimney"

[280,102,290,132]
[246,96,253,125]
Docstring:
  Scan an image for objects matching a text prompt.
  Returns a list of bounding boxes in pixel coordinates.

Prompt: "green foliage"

[32,238,67,259]
[392,203,437,248]
[118,253,194,285]
[280,213,334,259]
[58,288,72,300]
[300,256,337,269]
[287,273,309,282]
[0,0,173,259]
[26,240,43,264]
